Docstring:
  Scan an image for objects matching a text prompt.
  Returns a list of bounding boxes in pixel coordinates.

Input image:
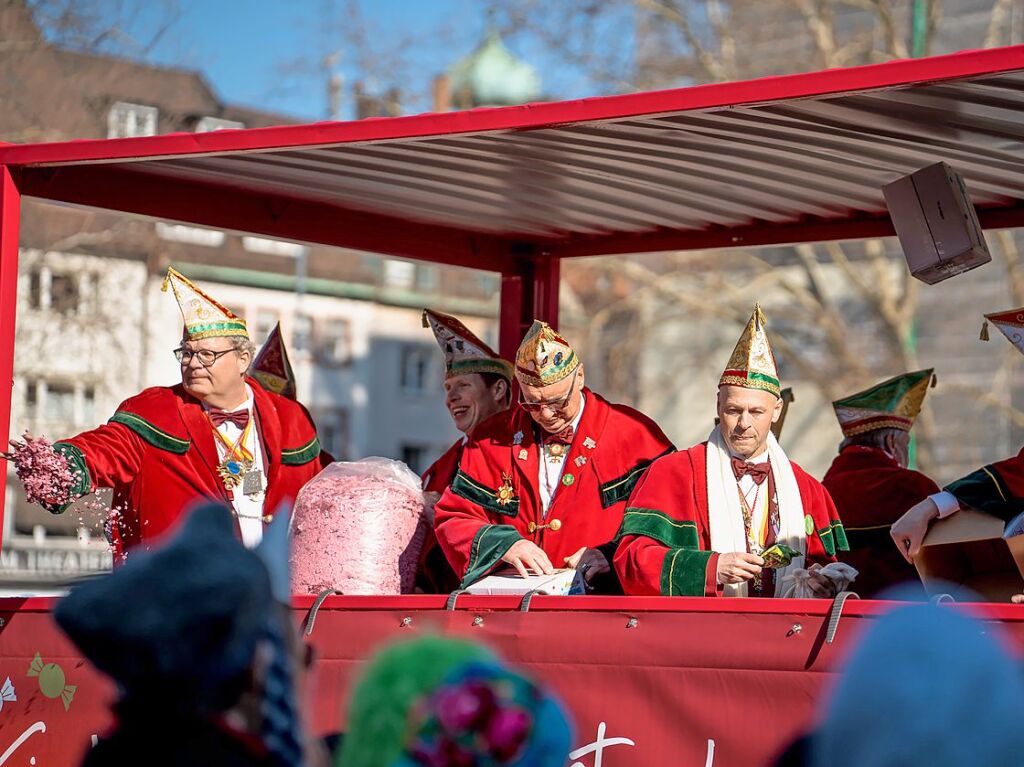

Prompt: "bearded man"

[614,305,848,598]
[10,268,327,560]
[433,320,673,593]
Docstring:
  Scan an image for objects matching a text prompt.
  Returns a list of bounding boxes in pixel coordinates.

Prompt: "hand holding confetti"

[6,434,78,508]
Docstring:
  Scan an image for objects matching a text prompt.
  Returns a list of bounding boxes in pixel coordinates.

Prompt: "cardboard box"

[464,568,585,596]
[883,161,991,285]
[914,509,1024,602]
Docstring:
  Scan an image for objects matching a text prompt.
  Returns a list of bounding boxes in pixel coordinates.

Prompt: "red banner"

[0,595,1021,766]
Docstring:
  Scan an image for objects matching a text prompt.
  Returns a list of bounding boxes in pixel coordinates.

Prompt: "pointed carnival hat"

[422,309,514,381]
[832,369,935,438]
[162,266,248,341]
[251,323,297,399]
[719,303,780,397]
[515,320,580,387]
[980,306,1024,356]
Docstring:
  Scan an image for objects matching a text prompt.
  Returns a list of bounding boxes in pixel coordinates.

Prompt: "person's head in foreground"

[164,267,257,409]
[55,503,314,767]
[338,635,573,767]
[515,320,584,436]
[423,309,513,435]
[716,303,782,460]
[810,594,1024,767]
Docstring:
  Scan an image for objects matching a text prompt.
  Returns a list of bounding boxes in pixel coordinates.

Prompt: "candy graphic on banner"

[27,653,76,711]
[0,678,14,712]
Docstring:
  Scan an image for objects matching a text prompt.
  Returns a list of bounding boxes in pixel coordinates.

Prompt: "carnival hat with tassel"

[980,306,1024,356]
[162,266,248,341]
[422,309,514,381]
[719,303,781,397]
[832,369,935,438]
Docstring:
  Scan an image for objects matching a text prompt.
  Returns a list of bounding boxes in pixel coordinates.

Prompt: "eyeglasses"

[173,347,236,367]
[519,369,579,414]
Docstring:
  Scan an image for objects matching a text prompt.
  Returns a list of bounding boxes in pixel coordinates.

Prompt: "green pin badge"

[804,514,814,537]
[562,473,575,487]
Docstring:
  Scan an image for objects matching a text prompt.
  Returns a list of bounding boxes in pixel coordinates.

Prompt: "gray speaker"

[883,161,990,285]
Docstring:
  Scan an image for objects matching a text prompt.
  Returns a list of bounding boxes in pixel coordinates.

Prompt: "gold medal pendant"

[218,458,251,492]
[548,443,564,458]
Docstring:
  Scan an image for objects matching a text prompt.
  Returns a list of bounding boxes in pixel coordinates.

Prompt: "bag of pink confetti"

[290,457,428,596]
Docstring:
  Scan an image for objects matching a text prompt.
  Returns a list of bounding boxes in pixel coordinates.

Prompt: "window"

[44,383,74,424]
[242,236,308,258]
[28,269,42,309]
[82,386,95,425]
[317,318,351,365]
[24,380,37,412]
[195,116,245,132]
[107,101,158,139]
[415,265,439,292]
[155,222,225,247]
[315,408,349,460]
[400,345,431,394]
[293,314,312,353]
[253,309,279,345]
[400,444,427,474]
[50,273,79,316]
[383,259,415,289]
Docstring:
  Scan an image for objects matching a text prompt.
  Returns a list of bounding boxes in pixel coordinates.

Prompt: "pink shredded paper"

[290,458,427,595]
[8,434,77,507]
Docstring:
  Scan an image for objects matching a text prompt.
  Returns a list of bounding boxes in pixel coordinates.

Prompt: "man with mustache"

[10,268,327,560]
[433,320,673,593]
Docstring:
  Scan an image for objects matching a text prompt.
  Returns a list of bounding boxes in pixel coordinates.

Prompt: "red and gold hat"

[422,309,513,381]
[981,306,1024,356]
[251,323,297,399]
[719,303,780,398]
[162,267,248,341]
[832,369,934,438]
[515,320,580,388]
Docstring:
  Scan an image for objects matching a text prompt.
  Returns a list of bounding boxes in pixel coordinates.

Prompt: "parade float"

[1,45,1024,766]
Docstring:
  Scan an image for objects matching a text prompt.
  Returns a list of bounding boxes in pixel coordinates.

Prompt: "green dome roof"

[448,31,541,108]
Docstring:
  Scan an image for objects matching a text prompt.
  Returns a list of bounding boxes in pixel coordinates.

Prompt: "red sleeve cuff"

[705,552,723,597]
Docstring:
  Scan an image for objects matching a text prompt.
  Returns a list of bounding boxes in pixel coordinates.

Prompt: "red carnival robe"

[944,445,1024,521]
[417,439,465,593]
[822,445,938,598]
[614,443,846,597]
[433,388,674,590]
[51,378,327,560]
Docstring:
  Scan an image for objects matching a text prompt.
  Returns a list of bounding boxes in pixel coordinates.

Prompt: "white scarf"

[705,428,807,597]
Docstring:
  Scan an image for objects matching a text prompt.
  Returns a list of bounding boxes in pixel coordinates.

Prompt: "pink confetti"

[290,458,427,595]
[8,434,77,507]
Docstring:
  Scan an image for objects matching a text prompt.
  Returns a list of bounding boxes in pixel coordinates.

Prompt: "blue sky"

[105,0,632,122]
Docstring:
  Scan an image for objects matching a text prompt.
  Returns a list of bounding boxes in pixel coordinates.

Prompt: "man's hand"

[716,552,763,584]
[804,563,838,598]
[1012,594,1024,604]
[891,498,940,564]
[564,547,611,585]
[501,540,554,579]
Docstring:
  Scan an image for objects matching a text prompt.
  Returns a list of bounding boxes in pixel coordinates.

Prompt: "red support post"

[0,167,21,547]
[498,250,561,361]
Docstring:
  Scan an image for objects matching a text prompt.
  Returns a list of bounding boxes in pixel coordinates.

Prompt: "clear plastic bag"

[290,457,428,595]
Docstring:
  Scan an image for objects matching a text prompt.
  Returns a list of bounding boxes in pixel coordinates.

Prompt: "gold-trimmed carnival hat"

[422,309,513,381]
[251,322,297,399]
[980,306,1024,356]
[515,320,580,387]
[719,303,780,397]
[832,369,935,438]
[162,267,248,341]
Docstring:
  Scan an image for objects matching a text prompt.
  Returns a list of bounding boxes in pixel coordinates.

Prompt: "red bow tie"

[208,407,250,429]
[543,425,575,446]
[731,456,769,485]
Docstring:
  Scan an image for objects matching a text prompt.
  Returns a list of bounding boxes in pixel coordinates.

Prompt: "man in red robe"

[11,268,327,561]
[615,304,848,598]
[892,308,1024,568]
[823,370,938,597]
[433,320,673,593]
[417,309,513,592]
